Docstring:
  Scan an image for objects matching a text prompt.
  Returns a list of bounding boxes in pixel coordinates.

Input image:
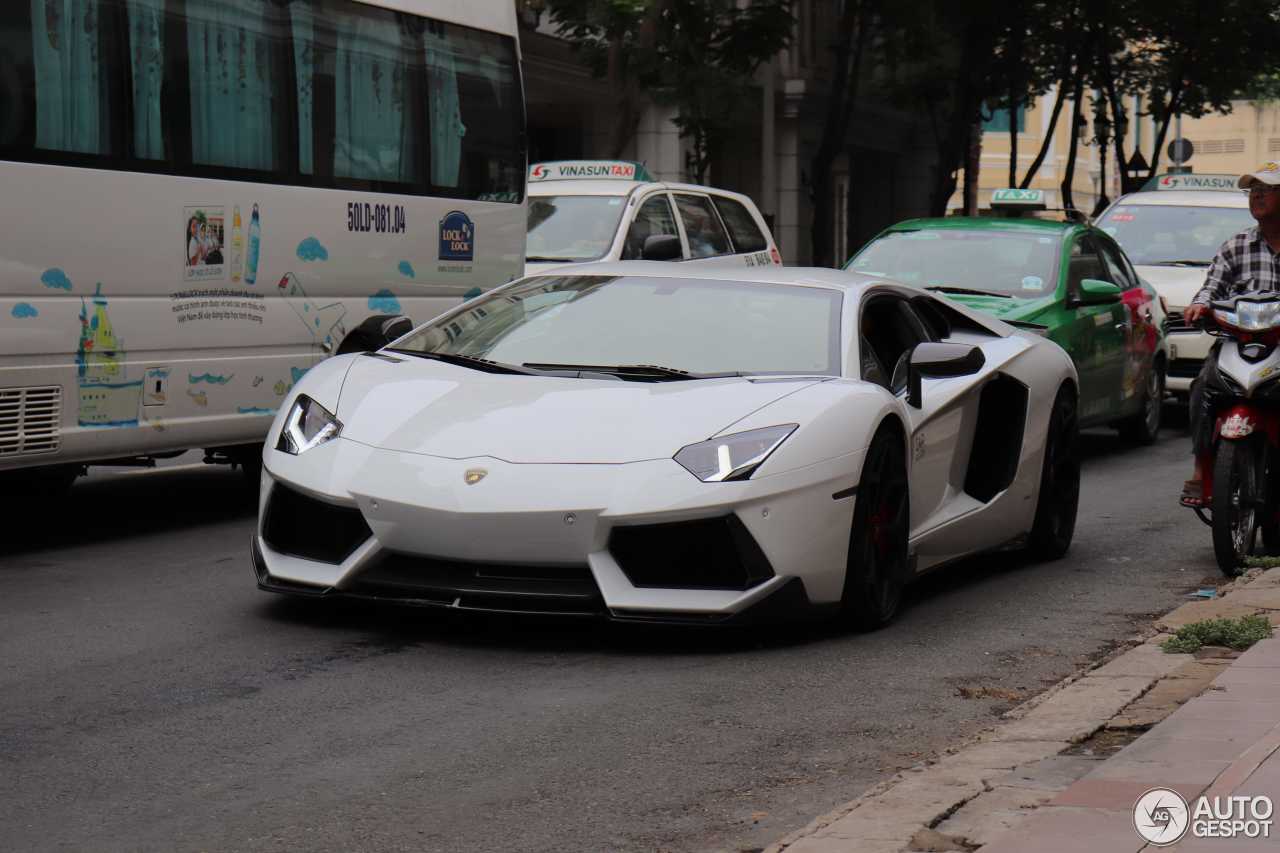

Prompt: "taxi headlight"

[276,395,342,455]
[674,424,797,482]
[1217,301,1280,331]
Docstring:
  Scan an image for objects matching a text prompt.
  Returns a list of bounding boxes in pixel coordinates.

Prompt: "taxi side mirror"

[641,234,682,261]
[1076,278,1122,306]
[907,343,985,408]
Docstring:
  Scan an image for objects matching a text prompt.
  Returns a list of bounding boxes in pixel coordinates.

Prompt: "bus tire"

[336,315,413,355]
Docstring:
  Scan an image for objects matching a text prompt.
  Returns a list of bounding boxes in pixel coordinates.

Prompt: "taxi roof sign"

[991,188,1047,210]
[529,160,654,182]
[1143,173,1240,192]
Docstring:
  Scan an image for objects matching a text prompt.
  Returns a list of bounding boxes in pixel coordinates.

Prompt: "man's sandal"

[1180,479,1205,508]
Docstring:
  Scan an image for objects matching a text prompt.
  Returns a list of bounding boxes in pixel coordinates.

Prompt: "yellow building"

[957,93,1280,212]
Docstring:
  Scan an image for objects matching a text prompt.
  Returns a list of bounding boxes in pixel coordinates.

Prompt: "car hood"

[334,355,824,463]
[937,293,1058,324]
[1133,265,1207,310]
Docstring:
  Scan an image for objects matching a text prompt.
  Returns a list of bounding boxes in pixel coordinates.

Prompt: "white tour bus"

[0,0,527,492]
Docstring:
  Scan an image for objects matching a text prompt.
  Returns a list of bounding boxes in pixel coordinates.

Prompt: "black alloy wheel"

[1211,439,1260,577]
[1119,360,1164,445]
[841,427,909,630]
[1028,386,1081,560]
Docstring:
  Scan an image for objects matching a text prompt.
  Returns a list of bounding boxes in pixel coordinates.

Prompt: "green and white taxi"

[525,160,780,276]
[845,189,1168,442]
[1095,173,1252,398]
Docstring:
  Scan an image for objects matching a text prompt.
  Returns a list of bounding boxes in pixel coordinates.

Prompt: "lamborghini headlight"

[276,395,342,455]
[674,424,798,482]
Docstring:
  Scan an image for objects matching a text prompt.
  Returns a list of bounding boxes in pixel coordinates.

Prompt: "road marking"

[115,463,210,476]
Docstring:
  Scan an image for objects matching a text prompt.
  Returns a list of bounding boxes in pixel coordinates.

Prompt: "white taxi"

[1095,173,1253,397]
[525,160,781,276]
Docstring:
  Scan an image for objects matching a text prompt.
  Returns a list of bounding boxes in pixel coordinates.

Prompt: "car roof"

[883,216,1076,235]
[523,260,882,292]
[527,180,759,201]
[1108,189,1248,208]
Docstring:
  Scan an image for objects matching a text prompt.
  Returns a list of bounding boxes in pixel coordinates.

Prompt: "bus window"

[0,0,525,202]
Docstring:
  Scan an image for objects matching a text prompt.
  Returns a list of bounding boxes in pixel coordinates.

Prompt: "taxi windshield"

[1095,203,1254,265]
[526,195,628,262]
[846,228,1062,297]
[391,275,843,376]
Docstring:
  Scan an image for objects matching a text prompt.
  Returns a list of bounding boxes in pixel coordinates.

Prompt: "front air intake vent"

[0,386,62,456]
[262,483,372,563]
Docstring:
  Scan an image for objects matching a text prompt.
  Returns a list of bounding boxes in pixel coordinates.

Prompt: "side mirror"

[1077,278,1122,306]
[907,342,985,408]
[641,234,683,261]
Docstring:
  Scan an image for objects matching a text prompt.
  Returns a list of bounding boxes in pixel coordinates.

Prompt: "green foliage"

[1161,615,1273,654]
[546,0,793,181]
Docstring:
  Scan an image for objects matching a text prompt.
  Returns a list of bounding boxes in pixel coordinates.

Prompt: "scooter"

[1189,292,1280,576]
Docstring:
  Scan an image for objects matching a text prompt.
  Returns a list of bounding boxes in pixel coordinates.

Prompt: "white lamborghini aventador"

[253,263,1080,627]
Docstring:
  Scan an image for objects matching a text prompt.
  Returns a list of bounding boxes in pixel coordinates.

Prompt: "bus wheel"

[336,315,414,354]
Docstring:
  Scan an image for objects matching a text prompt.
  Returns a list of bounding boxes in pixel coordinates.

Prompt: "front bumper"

[1166,325,1214,394]
[253,438,862,623]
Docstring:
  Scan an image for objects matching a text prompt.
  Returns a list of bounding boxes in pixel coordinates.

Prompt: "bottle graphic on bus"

[230,206,244,282]
[245,204,261,284]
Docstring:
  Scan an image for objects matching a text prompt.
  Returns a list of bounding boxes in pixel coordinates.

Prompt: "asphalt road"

[0,413,1220,852]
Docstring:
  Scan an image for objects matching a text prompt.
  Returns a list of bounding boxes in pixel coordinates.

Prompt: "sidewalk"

[978,632,1280,852]
[770,568,1280,853]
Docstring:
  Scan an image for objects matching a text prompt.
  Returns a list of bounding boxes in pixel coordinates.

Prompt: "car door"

[1097,235,1153,417]
[620,192,682,260]
[672,193,735,264]
[858,293,954,539]
[709,192,780,268]
[1062,234,1127,424]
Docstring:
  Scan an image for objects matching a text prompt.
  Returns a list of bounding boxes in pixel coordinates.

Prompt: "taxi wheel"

[1119,360,1164,445]
[841,427,908,631]
[1028,386,1080,560]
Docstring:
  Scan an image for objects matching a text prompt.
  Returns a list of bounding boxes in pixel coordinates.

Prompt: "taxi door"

[1062,234,1127,423]
[671,192,780,269]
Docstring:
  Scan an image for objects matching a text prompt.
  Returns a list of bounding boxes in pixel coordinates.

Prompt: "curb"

[767,567,1280,853]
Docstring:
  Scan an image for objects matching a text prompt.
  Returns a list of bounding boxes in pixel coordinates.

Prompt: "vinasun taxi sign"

[529,160,654,182]
[1144,173,1240,191]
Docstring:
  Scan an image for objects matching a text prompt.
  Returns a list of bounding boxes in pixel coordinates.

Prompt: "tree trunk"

[1008,10,1022,188]
[929,21,997,216]
[1060,69,1086,212]
[1020,83,1067,188]
[965,119,982,214]
[810,0,867,268]
[1147,84,1183,177]
[606,4,663,159]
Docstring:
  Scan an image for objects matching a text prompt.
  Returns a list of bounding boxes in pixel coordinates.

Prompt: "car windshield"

[1095,203,1253,265]
[846,228,1062,297]
[526,195,628,262]
[392,275,843,376]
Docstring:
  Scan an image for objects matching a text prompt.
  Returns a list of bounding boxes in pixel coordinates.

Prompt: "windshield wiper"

[1145,259,1210,267]
[925,285,1014,299]
[526,256,583,263]
[387,349,542,375]
[521,362,746,382]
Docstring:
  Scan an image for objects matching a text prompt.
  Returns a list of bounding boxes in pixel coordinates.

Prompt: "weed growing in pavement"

[1161,615,1273,654]
[1243,556,1280,569]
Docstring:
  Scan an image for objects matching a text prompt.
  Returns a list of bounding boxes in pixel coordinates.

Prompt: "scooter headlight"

[674,424,797,482]
[1216,300,1280,331]
[276,395,342,455]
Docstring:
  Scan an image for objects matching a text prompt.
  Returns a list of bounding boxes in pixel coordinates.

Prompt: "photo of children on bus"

[186,210,225,267]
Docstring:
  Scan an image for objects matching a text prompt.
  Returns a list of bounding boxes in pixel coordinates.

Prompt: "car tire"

[841,426,909,630]
[1119,360,1164,445]
[1027,385,1080,560]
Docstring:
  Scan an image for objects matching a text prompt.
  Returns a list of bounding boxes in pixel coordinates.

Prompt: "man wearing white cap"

[1181,163,1280,506]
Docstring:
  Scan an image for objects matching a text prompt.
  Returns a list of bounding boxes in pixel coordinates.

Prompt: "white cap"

[1238,162,1280,189]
